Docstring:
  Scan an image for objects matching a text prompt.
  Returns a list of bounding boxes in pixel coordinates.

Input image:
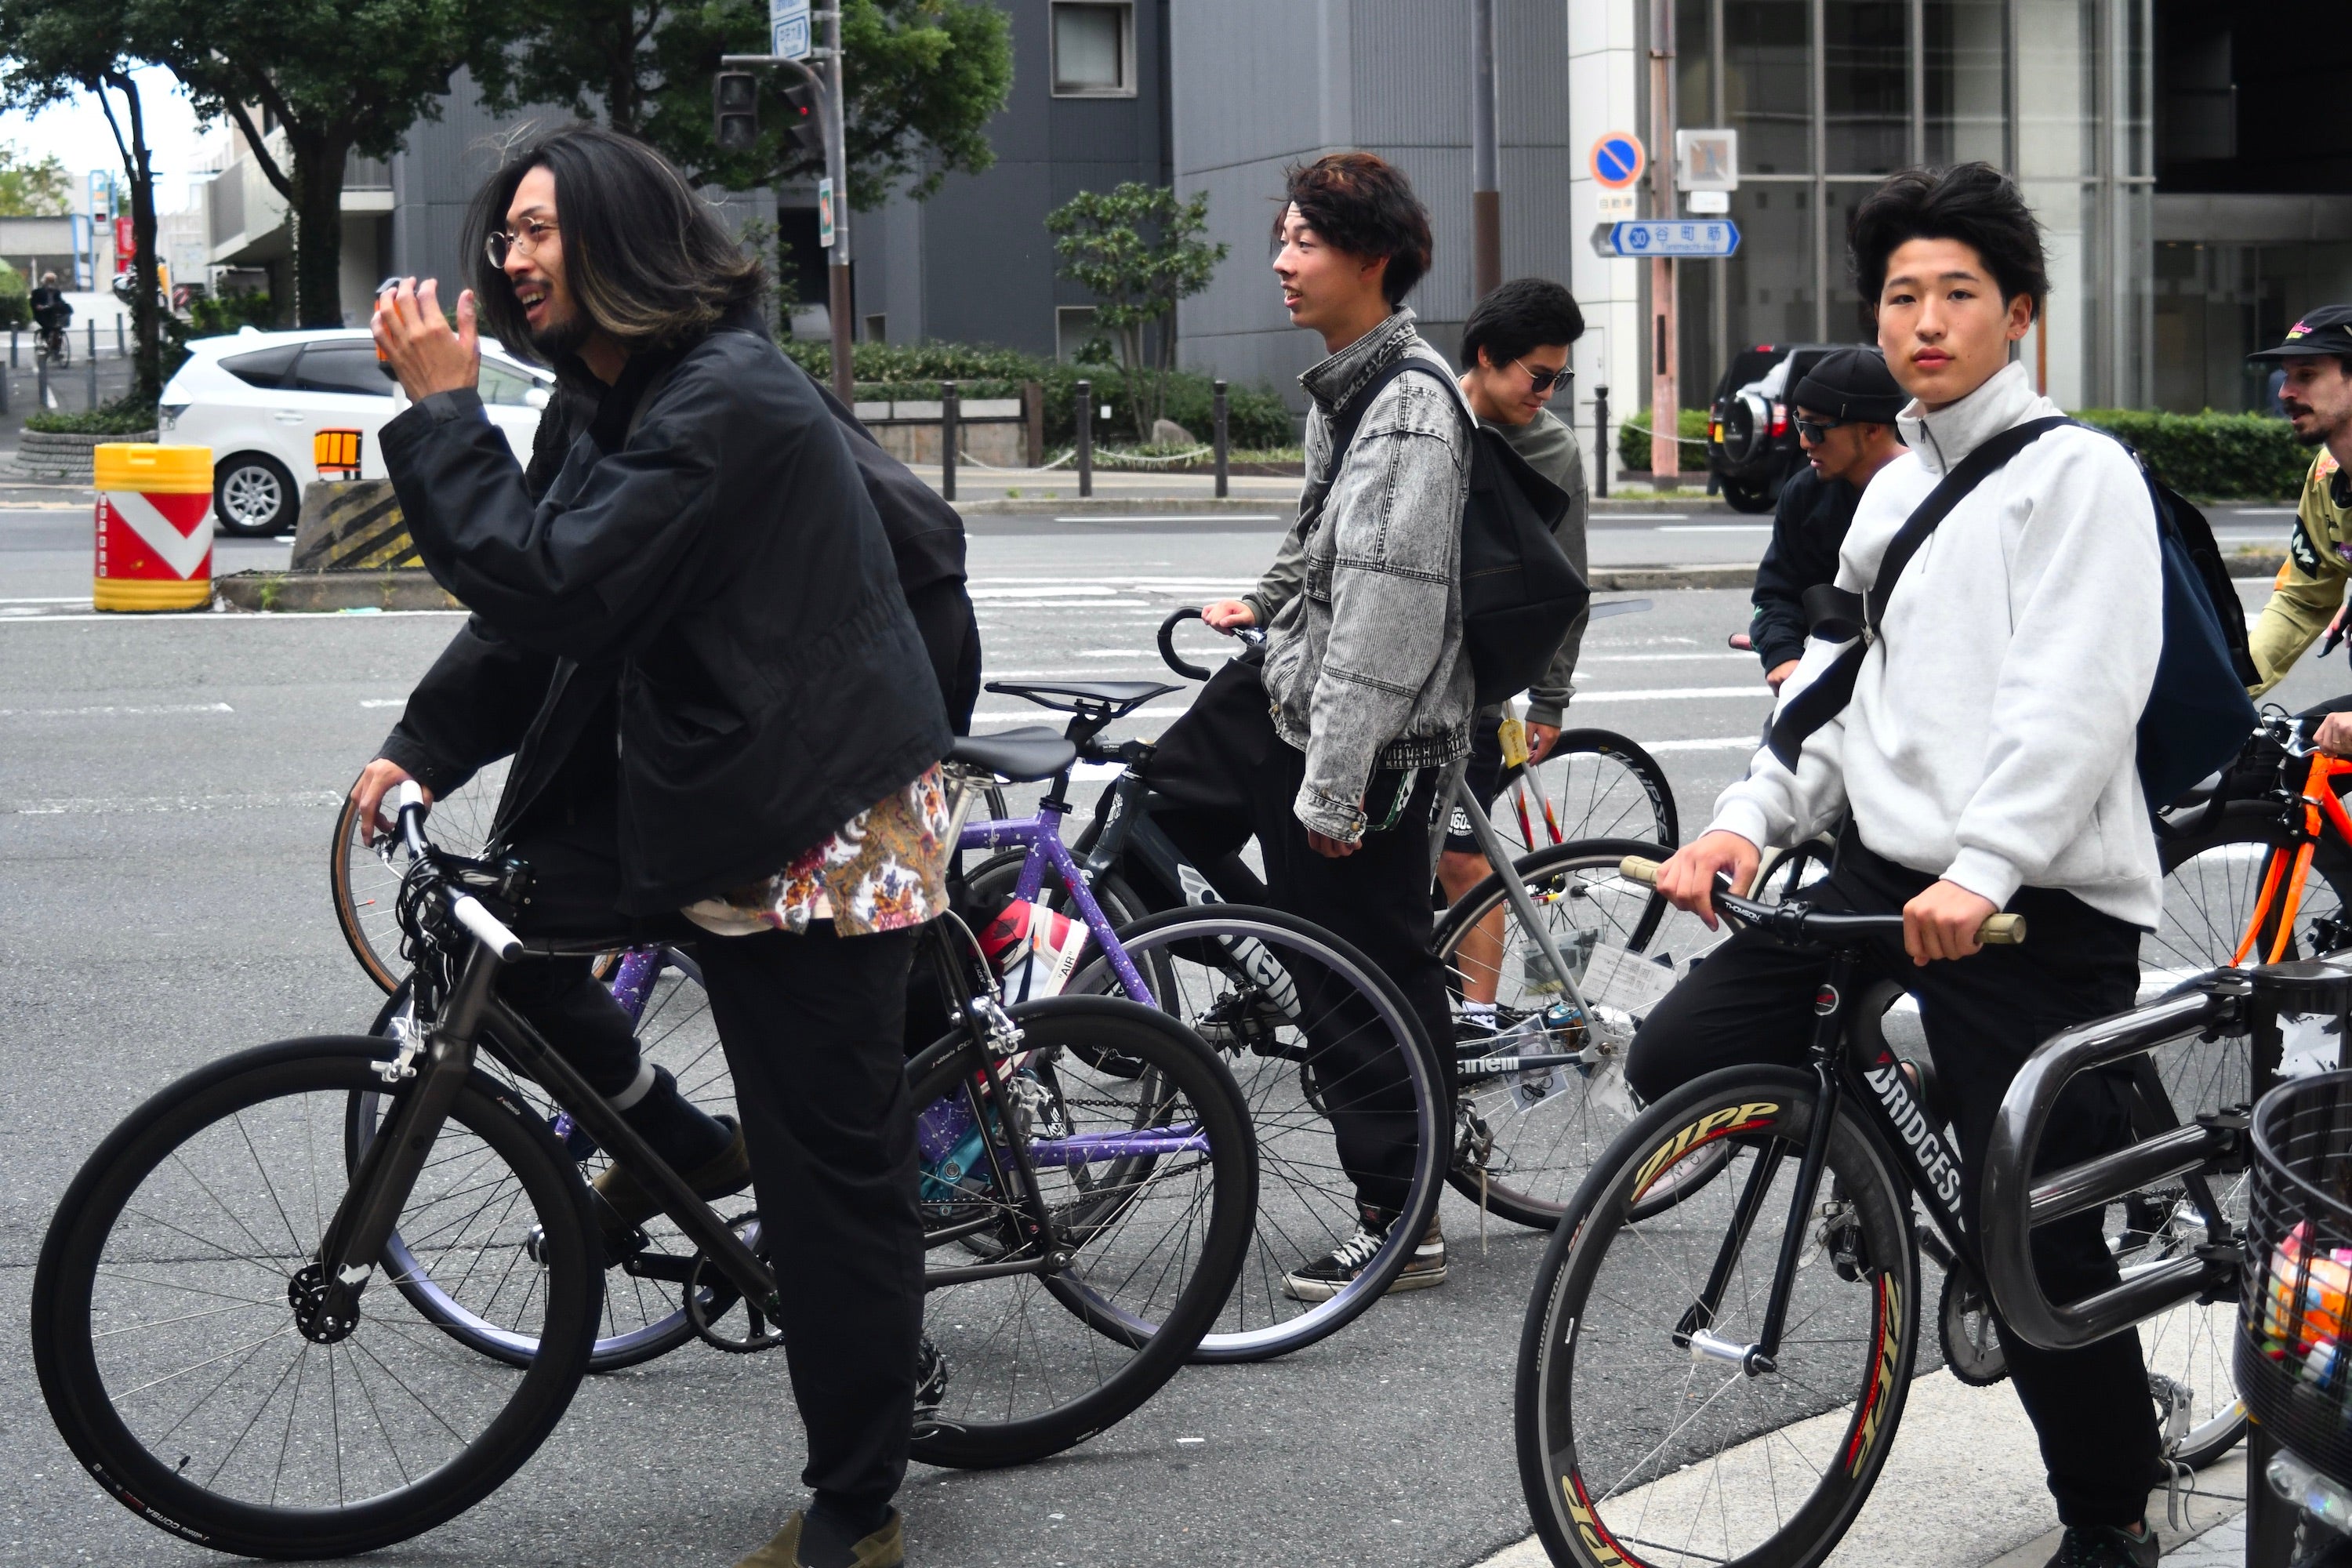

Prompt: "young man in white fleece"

[1640,163,2166,1568]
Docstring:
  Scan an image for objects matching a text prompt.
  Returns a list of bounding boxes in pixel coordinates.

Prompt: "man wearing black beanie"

[1748,346,1907,689]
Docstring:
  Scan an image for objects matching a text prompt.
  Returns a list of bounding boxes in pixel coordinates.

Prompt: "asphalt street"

[2,496,2344,1568]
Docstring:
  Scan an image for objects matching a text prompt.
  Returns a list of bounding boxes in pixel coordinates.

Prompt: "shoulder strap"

[1298,354,1454,531]
[1860,414,2071,633]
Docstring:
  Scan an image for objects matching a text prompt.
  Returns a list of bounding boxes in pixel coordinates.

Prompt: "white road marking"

[9,789,341,815]
[360,699,405,708]
[1639,735,1762,753]
[1581,652,1751,663]
[1053,514,1281,524]
[1658,524,1771,534]
[0,609,467,625]
[1592,512,1690,521]
[1569,687,1765,702]
[0,701,233,717]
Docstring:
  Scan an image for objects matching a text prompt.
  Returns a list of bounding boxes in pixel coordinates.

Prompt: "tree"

[1045,183,1229,441]
[0,2,169,397]
[0,141,69,215]
[481,0,1012,209]
[138,0,521,328]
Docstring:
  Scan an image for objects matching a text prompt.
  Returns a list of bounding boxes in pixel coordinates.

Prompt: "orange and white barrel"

[94,444,214,612]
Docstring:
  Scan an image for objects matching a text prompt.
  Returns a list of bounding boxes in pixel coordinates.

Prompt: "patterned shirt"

[681,765,952,938]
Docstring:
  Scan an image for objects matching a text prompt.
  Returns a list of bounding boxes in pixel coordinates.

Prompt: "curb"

[1590,493,1737,513]
[953,497,1298,518]
[1588,564,1755,590]
[213,568,463,613]
[10,427,158,483]
[2231,551,2286,578]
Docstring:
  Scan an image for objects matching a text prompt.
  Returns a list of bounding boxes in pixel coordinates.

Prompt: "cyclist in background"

[1748,347,1906,691]
[1200,275,1591,1038]
[29,270,68,353]
[1645,163,2166,1566]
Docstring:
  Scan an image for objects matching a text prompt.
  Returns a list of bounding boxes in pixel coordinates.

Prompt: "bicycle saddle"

[947,728,1080,782]
[984,679,1180,717]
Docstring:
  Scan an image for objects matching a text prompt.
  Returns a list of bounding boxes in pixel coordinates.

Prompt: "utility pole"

[1646,0,1679,482]
[1469,0,1501,301]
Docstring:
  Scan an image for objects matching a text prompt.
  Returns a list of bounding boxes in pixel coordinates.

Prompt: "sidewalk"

[919,461,1730,516]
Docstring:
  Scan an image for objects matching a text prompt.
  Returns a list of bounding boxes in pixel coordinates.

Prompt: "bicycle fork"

[1675,953,1857,1378]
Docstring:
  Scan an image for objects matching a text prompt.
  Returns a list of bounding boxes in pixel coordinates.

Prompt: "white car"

[158,327,556,536]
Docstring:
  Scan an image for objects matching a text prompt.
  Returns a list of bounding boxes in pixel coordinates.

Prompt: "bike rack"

[1980,961,2352,1353]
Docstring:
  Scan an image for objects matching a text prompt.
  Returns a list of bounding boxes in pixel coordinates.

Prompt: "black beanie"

[1791,347,1905,424]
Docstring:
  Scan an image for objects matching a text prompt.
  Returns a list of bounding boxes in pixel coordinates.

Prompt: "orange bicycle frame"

[2233,751,2352,966]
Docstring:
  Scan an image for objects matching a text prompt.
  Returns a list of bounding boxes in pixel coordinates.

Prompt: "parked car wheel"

[214,452,296,536]
[1720,474,1779,514]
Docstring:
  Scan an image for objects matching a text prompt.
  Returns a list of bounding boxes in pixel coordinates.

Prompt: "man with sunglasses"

[1748,346,1907,691]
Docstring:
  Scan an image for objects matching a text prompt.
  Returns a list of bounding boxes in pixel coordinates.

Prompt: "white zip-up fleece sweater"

[1710,360,2165,927]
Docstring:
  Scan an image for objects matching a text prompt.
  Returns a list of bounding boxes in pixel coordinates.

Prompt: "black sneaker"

[2044,1522,2159,1567]
[1281,1214,1446,1302]
[1196,987,1286,1051]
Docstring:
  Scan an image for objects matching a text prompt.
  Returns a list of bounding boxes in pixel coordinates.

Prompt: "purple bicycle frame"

[960,801,1156,1005]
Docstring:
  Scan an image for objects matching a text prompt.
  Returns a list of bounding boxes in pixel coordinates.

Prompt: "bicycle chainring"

[684,1214,786,1353]
[1938,1269,2009,1387]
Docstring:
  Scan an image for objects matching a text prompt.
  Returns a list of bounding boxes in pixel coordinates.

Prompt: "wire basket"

[2242,1069,2352,1485]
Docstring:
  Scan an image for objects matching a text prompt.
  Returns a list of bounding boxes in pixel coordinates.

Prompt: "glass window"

[1051,4,1130,96]
[1724,0,1811,175]
[1823,181,1886,340]
[1924,0,2006,165]
[1675,0,1713,124]
[220,343,300,388]
[1722,182,1818,350]
[1824,0,1909,174]
[477,356,548,408]
[290,344,394,397]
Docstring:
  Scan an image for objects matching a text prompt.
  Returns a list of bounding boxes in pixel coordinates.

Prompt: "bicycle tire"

[1517,1065,1920,1568]
[1501,728,1679,852]
[1067,904,1449,1363]
[357,949,735,1373]
[32,1036,600,1559]
[331,760,514,993]
[905,996,1254,1468]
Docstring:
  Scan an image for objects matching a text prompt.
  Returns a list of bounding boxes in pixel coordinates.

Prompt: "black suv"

[1706,342,1849,513]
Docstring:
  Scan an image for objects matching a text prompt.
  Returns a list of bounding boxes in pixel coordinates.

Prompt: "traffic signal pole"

[723,13,853,405]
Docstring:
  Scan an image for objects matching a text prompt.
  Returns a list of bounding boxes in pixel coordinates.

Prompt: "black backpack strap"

[1298,354,1457,534]
[1766,414,2071,768]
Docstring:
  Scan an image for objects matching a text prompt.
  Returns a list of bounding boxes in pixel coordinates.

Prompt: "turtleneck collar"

[1894,359,2054,476]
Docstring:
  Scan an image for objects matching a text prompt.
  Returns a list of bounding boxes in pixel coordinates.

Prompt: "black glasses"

[485,220,559,267]
[1795,416,1849,444]
[1514,359,1573,394]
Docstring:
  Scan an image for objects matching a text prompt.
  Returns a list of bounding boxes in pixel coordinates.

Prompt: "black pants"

[501,805,924,1515]
[1624,832,2161,1529]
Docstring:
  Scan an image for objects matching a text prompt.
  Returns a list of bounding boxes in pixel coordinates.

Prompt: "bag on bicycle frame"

[1310,358,1591,708]
[1767,415,2257,812]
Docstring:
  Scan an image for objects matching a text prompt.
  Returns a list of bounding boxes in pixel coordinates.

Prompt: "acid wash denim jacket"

[1259,307,1475,843]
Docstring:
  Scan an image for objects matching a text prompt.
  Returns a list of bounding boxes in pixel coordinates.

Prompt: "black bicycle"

[32,749,1256,1559]
[1515,857,2252,1568]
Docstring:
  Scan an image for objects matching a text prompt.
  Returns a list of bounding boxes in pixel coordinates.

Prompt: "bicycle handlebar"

[1158,606,1266,683]
[390,779,525,962]
[1617,855,2027,947]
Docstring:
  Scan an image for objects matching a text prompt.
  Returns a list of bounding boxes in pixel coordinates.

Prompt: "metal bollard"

[1075,379,1094,499]
[1212,379,1229,499]
[940,379,958,503]
[9,327,16,368]
[86,319,97,408]
[36,347,48,411]
[1594,384,1610,500]
[116,314,125,357]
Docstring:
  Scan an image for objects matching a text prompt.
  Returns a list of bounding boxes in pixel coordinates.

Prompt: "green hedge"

[779,337,1294,448]
[27,395,160,436]
[1617,407,1711,474]
[2073,408,2307,501]
[0,263,26,330]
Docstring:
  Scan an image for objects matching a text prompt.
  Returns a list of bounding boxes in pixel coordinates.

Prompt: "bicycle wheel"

[1068,905,1449,1362]
[1436,837,1739,1229]
[2149,802,2352,990]
[32,1036,600,1559]
[361,946,735,1372]
[331,758,513,993]
[907,996,1253,1468]
[1501,728,1679,852]
[1517,1065,1920,1568]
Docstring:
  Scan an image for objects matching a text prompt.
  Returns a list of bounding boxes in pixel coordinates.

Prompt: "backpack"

[1767,415,2256,811]
[1312,356,1591,707]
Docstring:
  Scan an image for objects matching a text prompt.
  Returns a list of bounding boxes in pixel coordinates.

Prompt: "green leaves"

[0,143,69,216]
[1045,183,1229,437]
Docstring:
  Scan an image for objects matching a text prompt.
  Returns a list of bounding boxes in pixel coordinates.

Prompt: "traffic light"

[713,71,758,152]
[781,80,826,154]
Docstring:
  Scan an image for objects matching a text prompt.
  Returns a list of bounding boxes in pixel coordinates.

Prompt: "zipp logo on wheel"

[1631,1100,1779,1198]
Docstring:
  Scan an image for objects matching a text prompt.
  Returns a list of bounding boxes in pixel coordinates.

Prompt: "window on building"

[1057,306,1109,364]
[864,314,888,343]
[1052,3,1133,97]
[289,343,396,397]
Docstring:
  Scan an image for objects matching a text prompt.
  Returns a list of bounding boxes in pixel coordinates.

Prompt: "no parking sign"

[1590,132,1645,220]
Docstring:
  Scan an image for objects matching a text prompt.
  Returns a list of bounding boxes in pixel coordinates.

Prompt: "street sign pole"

[727,4,852,405]
[1469,0,1500,301]
[1647,0,1678,482]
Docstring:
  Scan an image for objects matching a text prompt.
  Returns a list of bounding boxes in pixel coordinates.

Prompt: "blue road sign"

[771,0,811,60]
[1593,136,1642,187]
[1608,220,1741,258]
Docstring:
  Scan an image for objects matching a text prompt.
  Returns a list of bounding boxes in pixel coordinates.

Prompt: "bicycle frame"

[2230,750,2352,966]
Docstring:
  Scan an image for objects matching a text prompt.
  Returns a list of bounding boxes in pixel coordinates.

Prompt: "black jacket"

[1748,466,1860,671]
[376,319,951,914]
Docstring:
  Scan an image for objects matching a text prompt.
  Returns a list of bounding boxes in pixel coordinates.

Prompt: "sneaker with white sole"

[1281,1213,1446,1302]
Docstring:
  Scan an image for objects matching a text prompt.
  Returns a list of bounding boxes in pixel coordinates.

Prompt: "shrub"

[27,394,159,436]
[186,291,280,336]
[2073,408,2308,501]
[1617,407,1711,474]
[0,261,26,330]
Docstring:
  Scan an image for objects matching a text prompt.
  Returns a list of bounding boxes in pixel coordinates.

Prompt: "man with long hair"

[354,124,942,1568]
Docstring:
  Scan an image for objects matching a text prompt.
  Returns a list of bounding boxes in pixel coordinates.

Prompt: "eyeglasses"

[485,219,559,267]
[1795,416,1849,444]
[1515,359,1573,394]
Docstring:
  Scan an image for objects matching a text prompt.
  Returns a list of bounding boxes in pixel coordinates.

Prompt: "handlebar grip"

[448,893,524,962]
[1977,913,2027,946]
[392,779,427,814]
[1620,855,1661,886]
[1159,607,1214,681]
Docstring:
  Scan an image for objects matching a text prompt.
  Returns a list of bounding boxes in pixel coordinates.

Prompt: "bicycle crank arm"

[926,1254,1072,1288]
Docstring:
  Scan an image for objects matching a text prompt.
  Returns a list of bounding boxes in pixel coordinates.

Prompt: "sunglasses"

[1515,359,1574,394]
[1795,416,1849,444]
